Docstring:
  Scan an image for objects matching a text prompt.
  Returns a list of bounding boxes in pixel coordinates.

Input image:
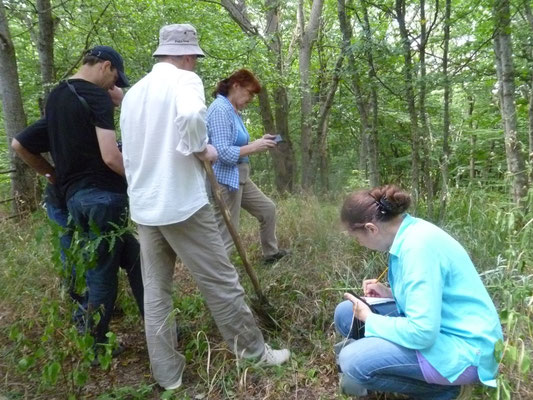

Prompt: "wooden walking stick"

[203,160,279,329]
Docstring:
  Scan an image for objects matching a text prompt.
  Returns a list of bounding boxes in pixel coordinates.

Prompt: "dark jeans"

[334,300,460,399]
[67,187,144,343]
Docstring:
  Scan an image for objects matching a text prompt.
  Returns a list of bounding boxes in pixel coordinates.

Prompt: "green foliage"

[1,189,533,398]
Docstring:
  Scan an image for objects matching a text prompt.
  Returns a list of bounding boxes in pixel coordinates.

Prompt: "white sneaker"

[164,376,182,390]
[257,343,290,366]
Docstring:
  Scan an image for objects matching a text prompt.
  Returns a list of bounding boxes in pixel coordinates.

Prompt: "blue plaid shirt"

[207,95,249,191]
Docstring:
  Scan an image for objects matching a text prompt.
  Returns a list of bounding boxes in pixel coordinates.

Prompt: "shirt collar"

[217,94,232,106]
[389,213,415,257]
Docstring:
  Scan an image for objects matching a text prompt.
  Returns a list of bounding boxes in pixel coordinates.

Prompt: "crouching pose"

[334,185,502,399]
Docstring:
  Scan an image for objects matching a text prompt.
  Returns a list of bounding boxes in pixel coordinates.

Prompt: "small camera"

[274,134,283,143]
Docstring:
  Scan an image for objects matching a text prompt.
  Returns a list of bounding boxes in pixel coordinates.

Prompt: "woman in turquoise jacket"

[334,185,502,399]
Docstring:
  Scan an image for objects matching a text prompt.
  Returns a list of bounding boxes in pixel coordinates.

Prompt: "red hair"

[213,69,261,98]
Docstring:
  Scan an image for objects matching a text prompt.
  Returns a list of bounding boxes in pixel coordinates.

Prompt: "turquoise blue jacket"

[365,214,503,387]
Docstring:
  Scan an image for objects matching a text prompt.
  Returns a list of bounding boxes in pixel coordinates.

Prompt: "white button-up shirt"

[120,62,208,226]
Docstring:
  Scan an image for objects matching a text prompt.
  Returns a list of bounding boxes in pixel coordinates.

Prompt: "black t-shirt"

[15,119,64,208]
[45,79,127,200]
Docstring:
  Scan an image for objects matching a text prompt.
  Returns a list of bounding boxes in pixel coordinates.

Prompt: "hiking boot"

[257,343,290,366]
[263,249,291,264]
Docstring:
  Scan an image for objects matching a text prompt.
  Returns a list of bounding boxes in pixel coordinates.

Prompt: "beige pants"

[138,205,265,389]
[214,163,279,257]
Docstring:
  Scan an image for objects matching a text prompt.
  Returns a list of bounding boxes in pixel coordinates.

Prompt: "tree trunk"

[493,0,528,204]
[524,0,533,181]
[439,0,451,223]
[468,96,476,181]
[0,0,38,213]
[338,0,371,183]
[257,86,294,192]
[298,0,324,190]
[418,0,434,217]
[315,55,343,191]
[362,3,380,187]
[220,0,296,192]
[396,0,420,199]
[36,0,55,104]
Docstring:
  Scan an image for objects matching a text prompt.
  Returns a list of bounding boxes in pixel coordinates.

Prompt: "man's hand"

[344,292,372,322]
[108,86,124,107]
[195,144,218,162]
[363,279,393,298]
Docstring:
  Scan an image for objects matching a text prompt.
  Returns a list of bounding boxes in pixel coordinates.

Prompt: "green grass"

[0,188,531,399]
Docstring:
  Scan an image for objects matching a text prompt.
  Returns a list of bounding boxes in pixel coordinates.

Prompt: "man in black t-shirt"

[16,46,143,346]
[12,85,138,316]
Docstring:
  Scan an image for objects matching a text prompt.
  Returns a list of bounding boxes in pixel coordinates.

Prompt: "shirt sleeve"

[207,103,240,165]
[364,244,444,350]
[15,119,50,154]
[175,72,207,155]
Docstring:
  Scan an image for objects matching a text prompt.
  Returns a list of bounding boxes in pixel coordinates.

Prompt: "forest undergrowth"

[0,189,531,399]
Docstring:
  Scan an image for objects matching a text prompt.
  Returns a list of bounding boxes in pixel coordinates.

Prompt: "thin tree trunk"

[219,0,296,192]
[493,0,528,204]
[468,96,476,181]
[396,0,420,200]
[439,0,451,223]
[318,115,330,191]
[298,0,324,190]
[338,0,371,183]
[36,0,55,104]
[362,1,380,187]
[315,55,343,191]
[418,0,434,217]
[0,0,37,212]
[524,0,533,181]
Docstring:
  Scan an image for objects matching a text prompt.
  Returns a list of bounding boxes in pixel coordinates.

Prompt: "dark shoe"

[91,341,125,366]
[263,249,291,264]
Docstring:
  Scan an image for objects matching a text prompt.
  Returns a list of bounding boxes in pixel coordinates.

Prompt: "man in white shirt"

[120,23,290,390]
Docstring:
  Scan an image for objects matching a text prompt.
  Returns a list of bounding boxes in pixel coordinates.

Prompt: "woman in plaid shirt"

[206,69,289,264]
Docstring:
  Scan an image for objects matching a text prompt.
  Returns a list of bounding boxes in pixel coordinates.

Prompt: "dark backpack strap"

[65,80,94,123]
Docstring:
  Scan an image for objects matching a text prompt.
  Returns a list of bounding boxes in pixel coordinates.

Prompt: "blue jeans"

[46,200,87,304]
[334,300,460,400]
[67,187,143,343]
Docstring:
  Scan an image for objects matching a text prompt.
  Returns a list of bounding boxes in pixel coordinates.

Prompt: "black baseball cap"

[87,45,129,88]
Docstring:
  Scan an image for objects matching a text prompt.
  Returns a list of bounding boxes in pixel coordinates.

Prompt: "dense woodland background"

[0,0,532,399]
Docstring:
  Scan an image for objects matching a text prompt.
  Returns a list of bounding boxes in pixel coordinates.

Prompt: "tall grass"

[0,187,531,399]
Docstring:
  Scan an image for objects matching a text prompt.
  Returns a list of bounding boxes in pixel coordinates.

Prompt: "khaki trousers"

[215,163,279,257]
[138,205,265,389]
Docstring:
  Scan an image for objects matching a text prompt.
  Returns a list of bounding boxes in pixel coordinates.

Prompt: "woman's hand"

[250,136,277,153]
[363,279,393,298]
[344,292,372,322]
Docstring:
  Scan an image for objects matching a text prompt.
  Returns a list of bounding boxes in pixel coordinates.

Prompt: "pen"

[376,267,388,283]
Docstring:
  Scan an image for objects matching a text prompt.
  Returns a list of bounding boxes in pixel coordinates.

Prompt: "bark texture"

[493,0,528,204]
[0,0,37,212]
[221,0,296,192]
[298,0,324,190]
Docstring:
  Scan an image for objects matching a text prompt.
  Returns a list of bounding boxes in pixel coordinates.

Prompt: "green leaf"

[17,357,32,372]
[42,361,61,385]
[73,369,89,386]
